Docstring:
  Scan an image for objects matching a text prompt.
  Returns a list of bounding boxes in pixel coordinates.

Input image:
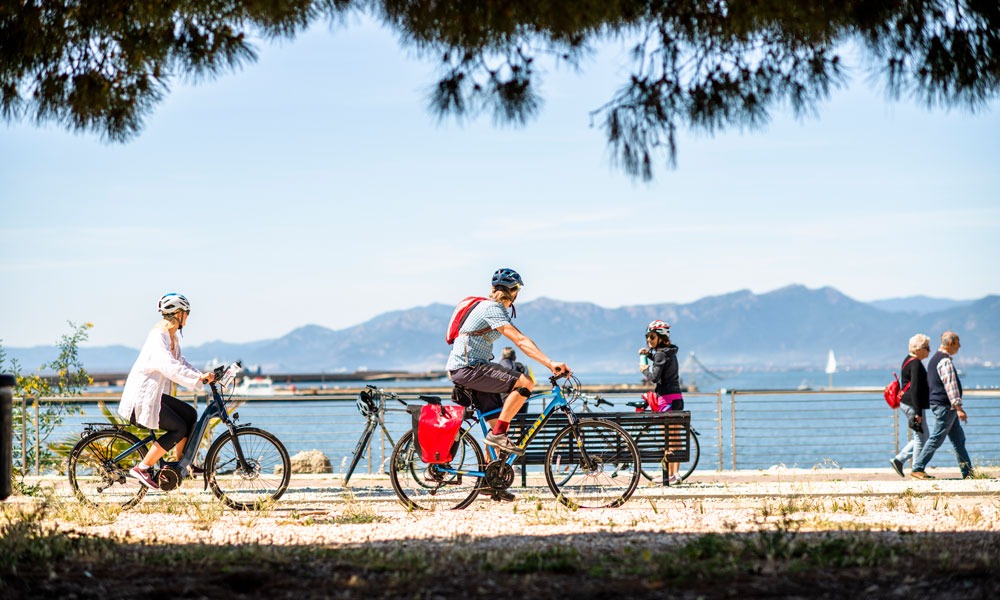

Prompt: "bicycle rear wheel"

[68,429,148,509]
[634,424,700,483]
[544,419,640,509]
[389,429,485,510]
[205,427,291,510]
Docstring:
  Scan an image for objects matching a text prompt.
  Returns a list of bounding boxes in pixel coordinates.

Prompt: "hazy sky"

[2,16,998,349]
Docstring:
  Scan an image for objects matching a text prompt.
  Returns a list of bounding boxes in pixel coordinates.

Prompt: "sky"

[1,15,998,350]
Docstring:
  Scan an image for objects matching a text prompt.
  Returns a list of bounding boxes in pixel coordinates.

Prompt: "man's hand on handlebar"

[551,363,571,377]
[201,371,217,384]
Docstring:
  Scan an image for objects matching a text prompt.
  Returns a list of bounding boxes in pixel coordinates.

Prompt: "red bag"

[883,374,903,409]
[884,358,916,408]
[445,296,489,344]
[417,404,465,463]
[641,390,658,412]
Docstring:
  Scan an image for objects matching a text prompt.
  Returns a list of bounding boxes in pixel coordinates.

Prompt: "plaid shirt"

[936,354,963,407]
[446,300,511,370]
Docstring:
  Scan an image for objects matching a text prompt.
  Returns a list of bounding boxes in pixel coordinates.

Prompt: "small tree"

[0,322,93,479]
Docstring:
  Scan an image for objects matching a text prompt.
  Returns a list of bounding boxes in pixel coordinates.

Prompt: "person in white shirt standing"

[117,293,215,489]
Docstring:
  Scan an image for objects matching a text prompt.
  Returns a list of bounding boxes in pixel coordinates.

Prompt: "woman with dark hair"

[639,320,685,482]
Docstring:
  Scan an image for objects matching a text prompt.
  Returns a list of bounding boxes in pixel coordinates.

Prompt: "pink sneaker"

[129,466,159,490]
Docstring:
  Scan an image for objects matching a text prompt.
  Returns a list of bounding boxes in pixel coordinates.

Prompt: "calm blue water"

[81,365,1000,394]
[246,366,1000,393]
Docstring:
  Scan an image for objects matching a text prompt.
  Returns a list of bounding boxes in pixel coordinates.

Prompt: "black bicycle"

[344,385,407,485]
[67,362,291,510]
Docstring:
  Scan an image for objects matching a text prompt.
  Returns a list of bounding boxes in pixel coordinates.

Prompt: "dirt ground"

[3,471,999,598]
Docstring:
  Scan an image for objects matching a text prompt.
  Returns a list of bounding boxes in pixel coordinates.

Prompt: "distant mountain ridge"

[5,286,998,373]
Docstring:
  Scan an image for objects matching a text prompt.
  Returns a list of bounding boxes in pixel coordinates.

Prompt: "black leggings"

[148,394,197,451]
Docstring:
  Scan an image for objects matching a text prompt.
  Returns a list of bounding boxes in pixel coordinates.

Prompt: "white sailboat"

[825,349,837,389]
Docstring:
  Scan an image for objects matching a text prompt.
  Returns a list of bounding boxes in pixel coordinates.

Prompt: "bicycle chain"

[484,460,515,490]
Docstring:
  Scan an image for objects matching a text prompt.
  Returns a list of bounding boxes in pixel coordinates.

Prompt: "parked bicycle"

[344,385,407,485]
[67,362,291,510]
[625,400,701,483]
[388,373,641,510]
[576,393,615,412]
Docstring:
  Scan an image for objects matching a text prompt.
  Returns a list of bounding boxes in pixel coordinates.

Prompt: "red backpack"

[445,296,490,344]
[883,357,916,408]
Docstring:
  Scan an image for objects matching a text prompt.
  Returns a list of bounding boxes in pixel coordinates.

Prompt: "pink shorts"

[654,393,683,412]
[642,391,684,412]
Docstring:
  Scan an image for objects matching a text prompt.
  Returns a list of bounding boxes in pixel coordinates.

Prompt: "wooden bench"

[506,410,692,486]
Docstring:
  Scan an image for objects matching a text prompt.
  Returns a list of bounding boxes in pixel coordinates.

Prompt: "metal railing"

[9,389,999,477]
[727,389,1000,470]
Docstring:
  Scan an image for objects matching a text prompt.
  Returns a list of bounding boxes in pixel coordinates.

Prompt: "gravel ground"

[3,469,999,599]
[10,467,999,545]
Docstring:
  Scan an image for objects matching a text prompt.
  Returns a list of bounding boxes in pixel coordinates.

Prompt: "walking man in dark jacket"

[910,331,975,479]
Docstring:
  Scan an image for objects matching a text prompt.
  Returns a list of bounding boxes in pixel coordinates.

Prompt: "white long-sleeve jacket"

[117,326,204,429]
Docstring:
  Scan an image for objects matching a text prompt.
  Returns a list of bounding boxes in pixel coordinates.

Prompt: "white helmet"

[646,320,670,336]
[158,293,191,315]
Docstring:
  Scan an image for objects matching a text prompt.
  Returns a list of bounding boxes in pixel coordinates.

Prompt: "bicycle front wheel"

[389,429,485,510]
[544,419,641,509]
[205,427,291,510]
[68,429,148,509]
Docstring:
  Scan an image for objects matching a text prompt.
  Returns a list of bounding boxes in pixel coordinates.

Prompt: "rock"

[284,450,332,474]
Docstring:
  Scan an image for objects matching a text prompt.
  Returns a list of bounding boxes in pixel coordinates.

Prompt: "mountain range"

[4,286,998,374]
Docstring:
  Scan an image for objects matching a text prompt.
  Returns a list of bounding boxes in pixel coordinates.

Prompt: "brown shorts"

[448,363,522,415]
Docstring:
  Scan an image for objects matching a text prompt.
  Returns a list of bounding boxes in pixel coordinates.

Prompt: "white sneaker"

[484,432,525,456]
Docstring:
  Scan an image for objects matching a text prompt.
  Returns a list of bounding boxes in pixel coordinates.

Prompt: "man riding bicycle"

[446,268,570,458]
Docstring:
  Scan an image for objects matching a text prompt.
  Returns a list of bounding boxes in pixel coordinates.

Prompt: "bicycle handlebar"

[595,396,614,408]
[548,371,573,386]
[209,361,243,389]
[382,390,408,406]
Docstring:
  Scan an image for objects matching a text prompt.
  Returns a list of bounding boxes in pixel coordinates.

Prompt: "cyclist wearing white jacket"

[117,293,215,489]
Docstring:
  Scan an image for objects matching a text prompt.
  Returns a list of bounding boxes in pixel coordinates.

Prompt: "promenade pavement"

[9,466,997,509]
[292,466,1000,504]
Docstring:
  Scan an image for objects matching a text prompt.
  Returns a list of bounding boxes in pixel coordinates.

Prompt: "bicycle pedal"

[490,490,516,502]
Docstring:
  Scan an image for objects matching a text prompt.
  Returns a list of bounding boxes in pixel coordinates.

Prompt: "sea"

[251,365,1000,393]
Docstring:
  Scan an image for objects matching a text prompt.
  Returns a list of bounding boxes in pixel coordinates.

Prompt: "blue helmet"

[491,268,524,290]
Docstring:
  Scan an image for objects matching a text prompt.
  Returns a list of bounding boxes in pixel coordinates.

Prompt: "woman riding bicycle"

[446,268,570,458]
[116,293,215,489]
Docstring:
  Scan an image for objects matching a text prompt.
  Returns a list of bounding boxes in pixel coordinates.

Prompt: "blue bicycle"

[388,373,641,510]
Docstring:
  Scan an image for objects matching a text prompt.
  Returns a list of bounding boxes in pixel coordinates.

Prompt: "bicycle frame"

[345,387,406,484]
[434,380,579,481]
[90,377,241,476]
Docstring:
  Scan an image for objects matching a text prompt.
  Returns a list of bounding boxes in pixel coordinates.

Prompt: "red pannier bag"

[416,403,465,464]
